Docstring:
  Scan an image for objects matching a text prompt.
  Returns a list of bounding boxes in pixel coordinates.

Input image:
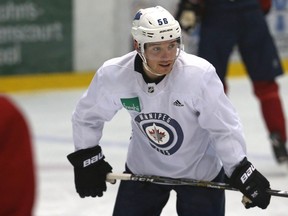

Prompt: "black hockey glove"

[67,145,112,198]
[175,0,203,32]
[229,157,271,209]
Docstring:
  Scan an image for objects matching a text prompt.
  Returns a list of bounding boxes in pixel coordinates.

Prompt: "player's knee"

[252,80,279,101]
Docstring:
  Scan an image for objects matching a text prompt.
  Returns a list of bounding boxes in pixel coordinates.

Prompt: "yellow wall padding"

[0,58,287,93]
[0,71,95,93]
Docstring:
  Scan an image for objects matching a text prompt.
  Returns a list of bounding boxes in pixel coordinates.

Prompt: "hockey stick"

[106,173,288,198]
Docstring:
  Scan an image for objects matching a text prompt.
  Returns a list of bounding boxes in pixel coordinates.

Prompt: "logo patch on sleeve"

[121,97,141,112]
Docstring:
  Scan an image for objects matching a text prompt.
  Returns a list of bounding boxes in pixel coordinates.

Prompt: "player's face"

[144,39,180,75]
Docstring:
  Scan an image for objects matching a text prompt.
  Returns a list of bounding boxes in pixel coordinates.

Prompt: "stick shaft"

[106,173,288,198]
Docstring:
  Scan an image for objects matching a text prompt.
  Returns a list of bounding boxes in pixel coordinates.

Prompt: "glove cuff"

[230,157,249,180]
[67,145,104,168]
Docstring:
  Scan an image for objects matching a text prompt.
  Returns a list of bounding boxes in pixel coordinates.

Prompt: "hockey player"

[176,0,288,164]
[0,95,35,216]
[67,6,271,215]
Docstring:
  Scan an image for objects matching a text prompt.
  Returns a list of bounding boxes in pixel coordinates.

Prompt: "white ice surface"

[9,75,288,216]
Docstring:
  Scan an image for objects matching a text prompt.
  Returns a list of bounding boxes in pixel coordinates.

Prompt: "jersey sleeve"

[72,67,121,150]
[195,65,247,177]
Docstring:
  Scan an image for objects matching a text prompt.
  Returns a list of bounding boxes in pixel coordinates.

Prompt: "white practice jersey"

[72,50,247,181]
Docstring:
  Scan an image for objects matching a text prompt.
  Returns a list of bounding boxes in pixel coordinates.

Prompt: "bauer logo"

[135,112,184,155]
[240,164,255,184]
[83,152,103,167]
[121,97,141,112]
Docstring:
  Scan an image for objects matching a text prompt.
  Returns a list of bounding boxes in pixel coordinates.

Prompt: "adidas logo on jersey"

[173,100,184,107]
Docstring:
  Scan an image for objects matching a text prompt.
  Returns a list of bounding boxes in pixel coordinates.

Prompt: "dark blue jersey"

[198,0,283,81]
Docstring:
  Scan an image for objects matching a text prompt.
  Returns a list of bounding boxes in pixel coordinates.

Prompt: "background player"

[68,6,271,215]
[0,95,36,216]
[176,0,288,164]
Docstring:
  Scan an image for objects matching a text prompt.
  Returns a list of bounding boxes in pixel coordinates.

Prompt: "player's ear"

[133,40,140,52]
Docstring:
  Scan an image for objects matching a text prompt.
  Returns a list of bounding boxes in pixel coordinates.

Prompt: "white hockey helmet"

[131,6,182,50]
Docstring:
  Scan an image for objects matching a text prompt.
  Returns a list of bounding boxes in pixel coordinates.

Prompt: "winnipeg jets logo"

[135,112,184,155]
[147,123,167,144]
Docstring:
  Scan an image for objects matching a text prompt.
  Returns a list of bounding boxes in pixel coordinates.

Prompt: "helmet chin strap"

[136,41,183,78]
[138,52,168,77]
[142,61,166,77]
